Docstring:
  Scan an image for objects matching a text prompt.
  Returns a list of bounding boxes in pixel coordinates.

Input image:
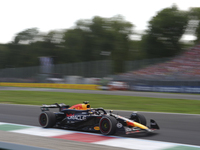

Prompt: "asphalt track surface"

[0,87,200,149]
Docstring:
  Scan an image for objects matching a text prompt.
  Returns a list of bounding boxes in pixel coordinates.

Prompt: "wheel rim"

[100,118,111,133]
[39,113,47,126]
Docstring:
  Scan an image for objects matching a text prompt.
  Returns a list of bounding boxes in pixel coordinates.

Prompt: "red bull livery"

[39,101,160,135]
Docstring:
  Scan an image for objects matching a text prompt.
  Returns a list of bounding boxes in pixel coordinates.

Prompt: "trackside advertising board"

[0,82,99,90]
[131,85,200,93]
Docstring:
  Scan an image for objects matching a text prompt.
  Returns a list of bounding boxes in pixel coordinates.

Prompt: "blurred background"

[0,1,200,93]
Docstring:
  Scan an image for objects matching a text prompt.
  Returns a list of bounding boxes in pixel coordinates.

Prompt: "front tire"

[99,115,117,135]
[39,111,56,128]
[130,113,146,126]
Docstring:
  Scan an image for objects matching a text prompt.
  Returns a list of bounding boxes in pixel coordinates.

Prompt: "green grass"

[0,91,200,114]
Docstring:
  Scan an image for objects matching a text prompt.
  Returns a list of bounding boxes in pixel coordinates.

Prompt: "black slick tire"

[99,115,117,135]
[39,111,56,128]
[130,113,147,126]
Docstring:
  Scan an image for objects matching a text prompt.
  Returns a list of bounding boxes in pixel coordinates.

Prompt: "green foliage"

[0,44,10,68]
[1,15,135,73]
[128,40,145,60]
[13,28,39,44]
[189,7,200,43]
[195,22,200,43]
[1,6,200,73]
[141,5,189,58]
[62,15,134,73]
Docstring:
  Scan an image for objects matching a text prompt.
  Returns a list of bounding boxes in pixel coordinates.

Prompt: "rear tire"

[39,111,56,128]
[130,113,146,126]
[99,115,117,135]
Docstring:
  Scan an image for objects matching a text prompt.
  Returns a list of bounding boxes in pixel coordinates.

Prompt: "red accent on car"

[126,121,134,127]
[66,114,74,117]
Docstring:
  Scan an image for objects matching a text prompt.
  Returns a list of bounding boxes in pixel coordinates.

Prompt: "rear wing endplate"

[40,103,69,111]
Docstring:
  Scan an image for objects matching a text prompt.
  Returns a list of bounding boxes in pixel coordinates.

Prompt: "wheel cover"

[100,118,111,133]
[39,113,47,126]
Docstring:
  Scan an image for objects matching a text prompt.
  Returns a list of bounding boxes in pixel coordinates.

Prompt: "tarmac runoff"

[0,122,200,150]
[0,141,51,150]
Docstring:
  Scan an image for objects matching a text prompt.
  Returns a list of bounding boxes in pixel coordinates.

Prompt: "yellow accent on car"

[133,122,148,129]
[94,126,100,130]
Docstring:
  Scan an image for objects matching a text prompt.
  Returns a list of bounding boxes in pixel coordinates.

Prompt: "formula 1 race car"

[39,101,160,135]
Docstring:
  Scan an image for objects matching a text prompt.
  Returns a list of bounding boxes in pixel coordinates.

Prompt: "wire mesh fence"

[125,57,172,72]
[0,57,200,84]
[0,60,112,82]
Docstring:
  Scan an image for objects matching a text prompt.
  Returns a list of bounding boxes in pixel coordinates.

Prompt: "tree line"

[0,5,200,73]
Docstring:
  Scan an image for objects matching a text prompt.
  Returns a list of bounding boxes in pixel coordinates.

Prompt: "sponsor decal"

[66,114,74,117]
[126,128,132,132]
[117,123,123,128]
[126,121,134,127]
[61,108,67,111]
[126,130,141,134]
[118,115,123,119]
[41,108,48,111]
[94,126,100,130]
[131,113,137,116]
[151,122,157,125]
[69,104,87,110]
[66,114,88,120]
[132,85,200,93]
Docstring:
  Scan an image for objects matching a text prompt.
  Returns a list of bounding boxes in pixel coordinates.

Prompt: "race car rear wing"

[40,103,69,111]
